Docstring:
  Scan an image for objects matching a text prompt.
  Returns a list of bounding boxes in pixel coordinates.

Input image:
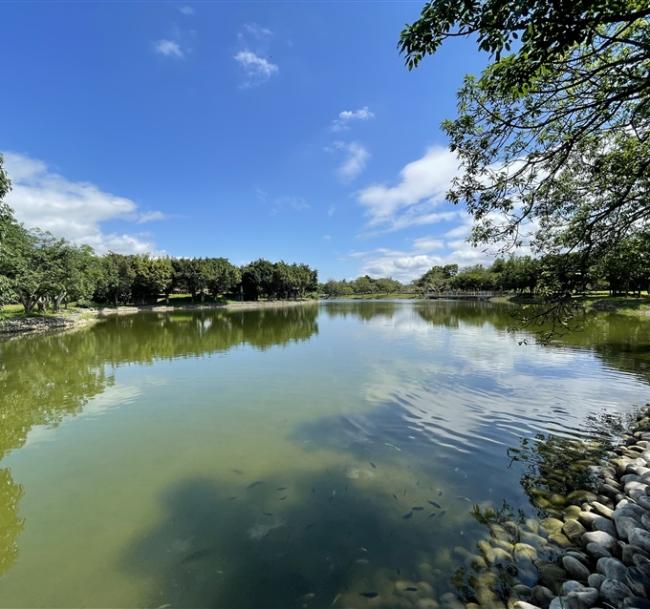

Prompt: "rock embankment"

[0,313,88,335]
[499,407,650,609]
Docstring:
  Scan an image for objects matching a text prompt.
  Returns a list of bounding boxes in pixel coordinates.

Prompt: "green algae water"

[0,301,649,608]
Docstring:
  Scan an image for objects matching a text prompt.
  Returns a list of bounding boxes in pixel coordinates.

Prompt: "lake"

[0,301,649,608]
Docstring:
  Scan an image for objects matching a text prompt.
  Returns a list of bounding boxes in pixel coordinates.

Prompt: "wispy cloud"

[234,23,277,87]
[357,146,458,232]
[328,141,369,182]
[331,106,375,132]
[257,189,309,215]
[3,151,163,254]
[412,236,444,252]
[241,23,273,40]
[153,39,185,59]
[136,210,168,224]
[234,50,278,87]
[178,5,194,16]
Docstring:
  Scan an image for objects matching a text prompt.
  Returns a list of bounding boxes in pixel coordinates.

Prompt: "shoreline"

[0,299,318,338]
[452,405,650,609]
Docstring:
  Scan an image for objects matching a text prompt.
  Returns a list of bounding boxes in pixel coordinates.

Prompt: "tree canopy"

[0,161,318,313]
[400,1,650,258]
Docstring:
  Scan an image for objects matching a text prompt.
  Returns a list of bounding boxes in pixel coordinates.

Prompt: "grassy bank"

[490,292,650,318]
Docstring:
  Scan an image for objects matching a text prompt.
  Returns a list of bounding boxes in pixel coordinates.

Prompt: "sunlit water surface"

[0,301,649,608]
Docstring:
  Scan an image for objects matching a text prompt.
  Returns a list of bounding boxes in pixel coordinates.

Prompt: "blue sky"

[0,1,489,282]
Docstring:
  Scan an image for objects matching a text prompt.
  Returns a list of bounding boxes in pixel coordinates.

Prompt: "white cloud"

[331,106,375,132]
[3,151,161,254]
[178,5,194,16]
[153,39,185,58]
[234,50,278,87]
[329,141,369,182]
[445,222,472,239]
[358,146,458,231]
[412,236,444,252]
[347,236,496,282]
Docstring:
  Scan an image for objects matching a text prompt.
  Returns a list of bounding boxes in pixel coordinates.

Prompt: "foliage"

[320,275,406,297]
[400,0,650,257]
[0,191,317,312]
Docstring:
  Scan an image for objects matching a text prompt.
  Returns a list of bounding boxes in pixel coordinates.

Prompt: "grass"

[491,292,650,319]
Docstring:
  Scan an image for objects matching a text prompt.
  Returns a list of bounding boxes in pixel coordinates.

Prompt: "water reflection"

[0,305,319,577]
[0,301,648,606]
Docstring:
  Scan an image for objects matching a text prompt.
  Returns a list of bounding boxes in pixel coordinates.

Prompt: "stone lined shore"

[471,406,650,609]
[0,299,317,337]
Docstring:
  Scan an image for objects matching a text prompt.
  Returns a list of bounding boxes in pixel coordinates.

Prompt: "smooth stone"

[641,511,650,529]
[596,557,627,580]
[566,588,599,609]
[586,543,612,560]
[634,553,650,574]
[548,532,572,548]
[512,584,533,599]
[622,474,642,484]
[615,515,641,540]
[591,502,615,519]
[542,518,565,533]
[564,506,583,520]
[563,556,591,582]
[538,562,567,594]
[526,519,541,534]
[599,579,633,605]
[579,512,602,527]
[623,597,650,609]
[592,515,617,537]
[621,543,650,565]
[637,494,650,510]
[513,604,541,609]
[514,543,538,562]
[614,504,645,521]
[566,551,589,565]
[531,586,555,609]
[548,598,563,609]
[568,491,599,504]
[599,484,620,498]
[564,520,587,544]
[583,531,617,551]
[629,527,650,553]
[624,567,649,597]
[561,581,584,595]
[588,573,605,590]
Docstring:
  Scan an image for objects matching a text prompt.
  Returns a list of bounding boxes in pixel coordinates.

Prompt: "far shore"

[0,299,319,338]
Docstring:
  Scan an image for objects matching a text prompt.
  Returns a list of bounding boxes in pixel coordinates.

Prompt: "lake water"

[0,301,649,608]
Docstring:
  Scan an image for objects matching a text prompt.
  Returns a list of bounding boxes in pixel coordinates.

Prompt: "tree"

[94,253,136,306]
[416,264,458,293]
[599,233,650,295]
[241,259,275,300]
[206,258,241,299]
[131,256,173,304]
[399,1,650,257]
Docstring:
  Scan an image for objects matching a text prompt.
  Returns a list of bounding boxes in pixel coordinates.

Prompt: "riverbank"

[452,405,650,609]
[0,299,318,337]
[490,293,650,319]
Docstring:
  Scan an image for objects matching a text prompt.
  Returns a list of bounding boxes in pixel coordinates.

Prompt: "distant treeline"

[322,235,650,298]
[0,202,318,313]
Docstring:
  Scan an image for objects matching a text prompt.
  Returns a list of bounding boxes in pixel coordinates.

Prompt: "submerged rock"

[582,531,617,551]
[562,556,591,582]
